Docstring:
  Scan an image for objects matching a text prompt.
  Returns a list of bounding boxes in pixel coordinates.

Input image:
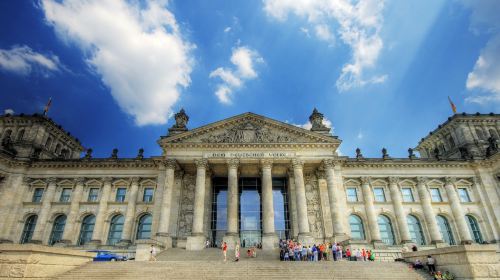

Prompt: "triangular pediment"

[160,112,340,146]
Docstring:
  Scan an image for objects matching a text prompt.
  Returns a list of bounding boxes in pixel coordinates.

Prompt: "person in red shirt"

[346,248,351,261]
[222,242,228,262]
[362,248,367,261]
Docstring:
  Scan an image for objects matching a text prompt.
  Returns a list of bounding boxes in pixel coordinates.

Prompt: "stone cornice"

[342,158,473,169]
[29,158,158,169]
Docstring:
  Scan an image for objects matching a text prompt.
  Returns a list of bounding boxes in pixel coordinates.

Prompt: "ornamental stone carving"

[163,159,177,169]
[227,158,240,169]
[200,121,294,143]
[388,177,399,185]
[177,174,196,237]
[304,173,325,239]
[46,177,57,184]
[445,177,456,185]
[168,109,189,136]
[309,108,330,133]
[360,176,370,185]
[322,159,336,169]
[291,158,304,169]
[416,177,427,185]
[194,158,209,169]
[74,177,85,184]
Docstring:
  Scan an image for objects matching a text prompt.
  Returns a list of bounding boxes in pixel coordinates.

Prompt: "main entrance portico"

[158,110,344,250]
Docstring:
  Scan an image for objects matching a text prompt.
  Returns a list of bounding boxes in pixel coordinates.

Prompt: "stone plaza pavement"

[53,248,433,280]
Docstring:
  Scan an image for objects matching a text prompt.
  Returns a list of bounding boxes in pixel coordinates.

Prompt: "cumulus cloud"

[462,0,500,104]
[294,117,333,132]
[0,45,61,76]
[210,46,263,104]
[263,0,386,91]
[40,0,194,126]
[224,27,232,33]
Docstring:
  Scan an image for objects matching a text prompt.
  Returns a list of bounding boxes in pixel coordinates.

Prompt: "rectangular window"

[401,188,414,202]
[116,188,126,202]
[430,188,443,202]
[88,188,99,202]
[143,188,154,202]
[346,188,358,202]
[458,188,471,202]
[32,188,44,203]
[373,187,386,202]
[59,188,72,202]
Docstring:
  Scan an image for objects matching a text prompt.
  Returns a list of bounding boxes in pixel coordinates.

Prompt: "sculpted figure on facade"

[200,121,294,143]
[177,174,196,238]
[304,173,325,239]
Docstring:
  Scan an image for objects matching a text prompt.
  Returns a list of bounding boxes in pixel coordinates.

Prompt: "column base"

[156,233,172,249]
[262,233,278,250]
[460,240,473,245]
[297,233,314,246]
[331,233,349,244]
[223,233,240,250]
[186,234,206,251]
[372,240,387,249]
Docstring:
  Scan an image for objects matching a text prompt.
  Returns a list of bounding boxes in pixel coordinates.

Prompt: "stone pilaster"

[261,159,277,249]
[416,177,443,244]
[61,177,85,245]
[324,159,346,240]
[120,177,140,245]
[156,159,176,248]
[187,159,209,250]
[90,177,112,246]
[472,177,499,242]
[388,177,412,244]
[444,177,473,244]
[223,158,240,249]
[31,177,57,244]
[360,177,382,245]
[292,158,313,245]
[1,175,28,243]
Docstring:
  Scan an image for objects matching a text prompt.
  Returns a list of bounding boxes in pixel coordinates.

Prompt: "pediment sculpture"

[200,121,295,143]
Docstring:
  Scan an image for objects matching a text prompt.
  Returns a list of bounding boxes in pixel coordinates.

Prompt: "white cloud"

[40,0,194,126]
[0,45,61,76]
[462,0,500,104]
[300,27,311,37]
[210,46,263,104]
[263,0,386,91]
[224,27,231,33]
[294,117,333,132]
[357,130,363,139]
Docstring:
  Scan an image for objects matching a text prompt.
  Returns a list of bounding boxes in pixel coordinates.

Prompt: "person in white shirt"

[150,245,157,261]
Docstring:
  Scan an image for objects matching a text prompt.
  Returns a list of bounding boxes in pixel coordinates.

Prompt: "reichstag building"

[0,109,498,251]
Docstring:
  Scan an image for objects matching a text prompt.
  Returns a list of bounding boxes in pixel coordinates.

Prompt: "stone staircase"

[53,248,432,280]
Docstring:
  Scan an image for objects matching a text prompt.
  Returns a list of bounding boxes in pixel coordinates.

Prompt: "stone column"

[292,158,313,245]
[187,159,209,250]
[156,159,176,248]
[223,159,240,249]
[324,159,346,239]
[61,177,85,245]
[120,177,140,245]
[416,177,443,244]
[31,177,57,244]
[444,177,473,244]
[360,177,382,245]
[1,175,29,243]
[261,159,277,249]
[287,170,299,239]
[90,177,112,245]
[388,177,412,244]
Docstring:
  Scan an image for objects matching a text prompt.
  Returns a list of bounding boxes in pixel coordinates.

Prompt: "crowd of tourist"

[278,239,375,261]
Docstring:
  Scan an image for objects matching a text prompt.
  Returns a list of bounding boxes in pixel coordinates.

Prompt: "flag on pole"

[43,97,52,116]
[448,96,457,114]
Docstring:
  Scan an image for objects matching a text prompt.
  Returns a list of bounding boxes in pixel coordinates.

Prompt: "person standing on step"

[222,241,228,262]
[234,242,240,262]
[427,255,436,275]
[150,245,157,261]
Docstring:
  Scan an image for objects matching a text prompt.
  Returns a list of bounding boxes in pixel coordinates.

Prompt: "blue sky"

[1,0,499,158]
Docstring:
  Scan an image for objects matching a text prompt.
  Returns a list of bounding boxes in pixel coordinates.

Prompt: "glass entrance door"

[239,178,262,247]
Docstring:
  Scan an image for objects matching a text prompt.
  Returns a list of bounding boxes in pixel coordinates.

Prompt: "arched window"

[136,214,152,240]
[378,215,395,245]
[466,215,483,243]
[20,215,37,244]
[49,215,67,245]
[407,215,426,245]
[16,129,25,141]
[78,215,95,246]
[349,215,365,240]
[436,215,455,245]
[107,215,124,245]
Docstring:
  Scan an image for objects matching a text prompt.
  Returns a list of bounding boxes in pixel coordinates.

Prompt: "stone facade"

[0,109,499,252]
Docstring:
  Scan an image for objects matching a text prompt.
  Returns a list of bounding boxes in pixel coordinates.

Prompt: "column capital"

[174,170,185,180]
[291,158,304,169]
[130,177,141,184]
[74,177,85,185]
[360,176,370,185]
[163,159,177,169]
[388,176,399,185]
[102,177,113,184]
[22,176,31,185]
[472,176,480,185]
[46,177,57,184]
[227,158,239,169]
[315,170,326,180]
[322,159,336,169]
[416,177,428,185]
[194,158,209,169]
[444,177,456,185]
[260,159,273,169]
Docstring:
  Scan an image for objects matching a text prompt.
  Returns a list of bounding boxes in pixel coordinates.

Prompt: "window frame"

[32,188,44,203]
[115,187,127,202]
[136,214,153,240]
[346,187,358,202]
[349,214,366,240]
[49,215,67,245]
[78,215,96,246]
[457,188,471,203]
[401,187,415,202]
[142,187,154,203]
[88,188,99,202]
[20,215,38,244]
[373,187,386,202]
[430,188,443,202]
[59,188,72,202]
